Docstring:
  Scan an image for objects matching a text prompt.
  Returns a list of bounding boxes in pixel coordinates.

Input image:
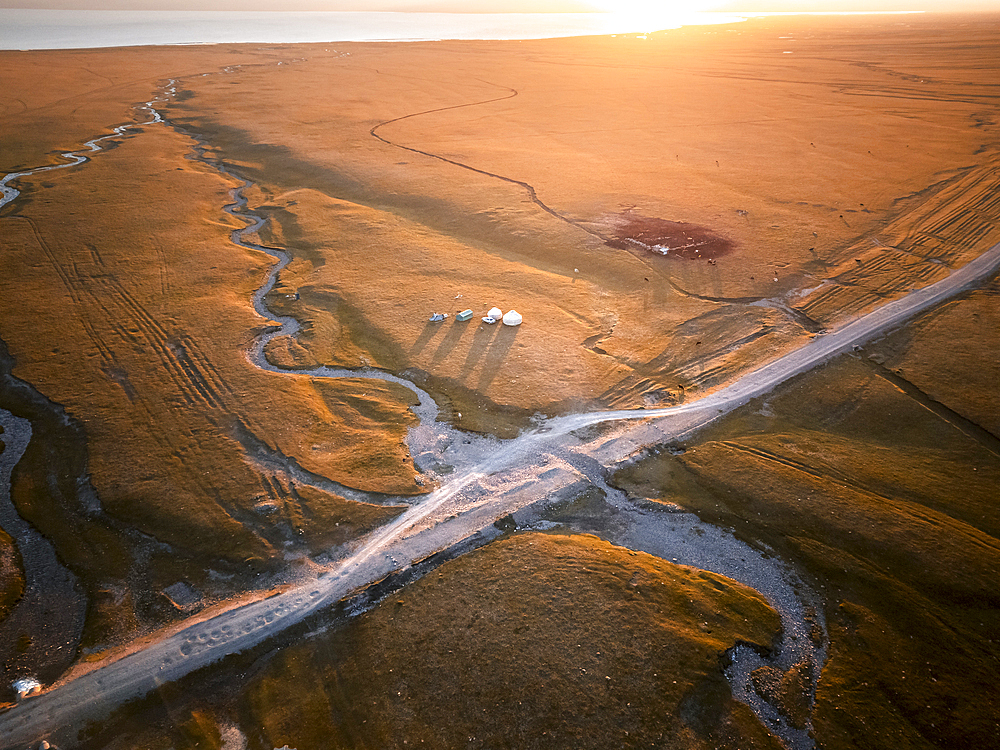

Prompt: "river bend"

[2,63,1000,750]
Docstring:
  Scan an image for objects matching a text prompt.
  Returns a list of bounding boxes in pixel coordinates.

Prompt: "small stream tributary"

[0,68,826,750]
[0,86,182,699]
[194,70,825,748]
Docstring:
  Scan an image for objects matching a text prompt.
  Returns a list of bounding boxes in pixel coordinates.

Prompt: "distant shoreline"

[0,8,927,51]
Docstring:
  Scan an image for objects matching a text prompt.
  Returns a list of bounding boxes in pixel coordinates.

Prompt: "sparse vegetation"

[612,345,1000,748]
[241,533,783,750]
[0,12,998,749]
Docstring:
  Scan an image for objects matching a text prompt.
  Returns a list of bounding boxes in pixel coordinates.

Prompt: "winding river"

[2,62,1000,750]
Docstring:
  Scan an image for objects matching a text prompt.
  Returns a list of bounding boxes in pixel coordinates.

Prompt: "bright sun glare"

[585,0,726,31]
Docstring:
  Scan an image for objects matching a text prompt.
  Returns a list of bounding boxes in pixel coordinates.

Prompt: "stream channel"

[0,67,831,749]
[177,64,827,750]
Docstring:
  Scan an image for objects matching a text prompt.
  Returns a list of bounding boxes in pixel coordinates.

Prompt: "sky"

[1,0,997,11]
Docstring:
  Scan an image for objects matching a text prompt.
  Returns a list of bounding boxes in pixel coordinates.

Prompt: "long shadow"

[476,325,519,391]
[460,322,499,380]
[430,319,470,365]
[409,319,444,357]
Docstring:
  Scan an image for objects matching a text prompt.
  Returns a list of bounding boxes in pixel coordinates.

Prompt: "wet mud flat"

[606,213,737,261]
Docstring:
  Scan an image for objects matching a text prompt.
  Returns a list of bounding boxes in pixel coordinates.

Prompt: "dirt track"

[1,211,996,746]
[2,17,1000,748]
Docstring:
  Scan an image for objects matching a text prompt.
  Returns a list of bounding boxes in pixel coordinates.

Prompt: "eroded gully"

[3,63,1000,750]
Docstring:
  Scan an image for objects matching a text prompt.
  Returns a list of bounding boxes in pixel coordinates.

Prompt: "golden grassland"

[0,90,420,648]
[0,46,300,175]
[612,279,1000,748]
[162,14,1000,432]
[90,533,783,750]
[239,534,780,750]
[0,11,998,745]
[868,287,1000,437]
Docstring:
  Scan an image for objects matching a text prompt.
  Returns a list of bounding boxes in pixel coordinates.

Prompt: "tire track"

[100,277,221,410]
[11,218,145,394]
[175,332,241,405]
[18,215,276,542]
[798,155,1000,326]
[861,357,1000,460]
[12,216,84,308]
[718,439,872,496]
[370,79,610,244]
[3,60,1000,750]
[152,237,169,297]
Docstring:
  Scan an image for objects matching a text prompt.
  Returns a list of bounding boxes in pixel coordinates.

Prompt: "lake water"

[0,9,752,50]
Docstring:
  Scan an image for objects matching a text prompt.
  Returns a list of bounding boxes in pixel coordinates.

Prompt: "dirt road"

[2,233,997,749]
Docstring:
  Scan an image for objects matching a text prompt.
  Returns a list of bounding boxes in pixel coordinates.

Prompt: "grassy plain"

[0,10,998,748]
[0,48,421,650]
[164,14,1000,432]
[239,533,781,750]
[88,533,783,750]
[612,277,1000,748]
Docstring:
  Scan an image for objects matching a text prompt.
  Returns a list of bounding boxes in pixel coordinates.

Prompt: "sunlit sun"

[584,0,726,32]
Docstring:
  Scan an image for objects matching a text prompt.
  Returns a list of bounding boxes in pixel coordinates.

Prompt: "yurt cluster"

[429,306,522,326]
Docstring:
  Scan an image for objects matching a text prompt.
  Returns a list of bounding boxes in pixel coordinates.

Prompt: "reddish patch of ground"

[608,214,737,260]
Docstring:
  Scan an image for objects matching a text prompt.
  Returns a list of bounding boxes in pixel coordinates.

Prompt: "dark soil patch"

[607,214,737,261]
